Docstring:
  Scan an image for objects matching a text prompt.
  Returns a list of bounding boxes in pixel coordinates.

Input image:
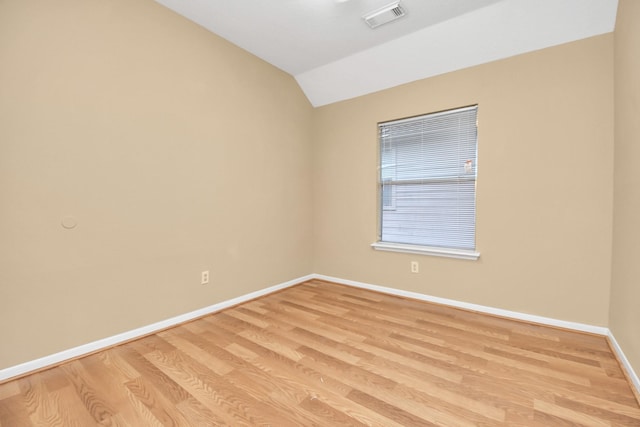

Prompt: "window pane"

[378,106,478,250]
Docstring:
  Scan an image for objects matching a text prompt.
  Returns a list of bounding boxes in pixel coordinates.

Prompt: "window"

[381,142,396,210]
[372,105,480,260]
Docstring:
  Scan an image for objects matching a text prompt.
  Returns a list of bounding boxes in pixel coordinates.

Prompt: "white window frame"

[371,105,480,261]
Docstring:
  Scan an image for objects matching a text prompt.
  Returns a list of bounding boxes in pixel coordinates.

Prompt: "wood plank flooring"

[1,279,639,426]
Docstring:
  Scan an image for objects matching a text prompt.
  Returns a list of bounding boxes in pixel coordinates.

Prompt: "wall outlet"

[411,261,419,273]
[201,270,209,285]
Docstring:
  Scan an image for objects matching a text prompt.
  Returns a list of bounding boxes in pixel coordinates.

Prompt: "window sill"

[371,242,480,261]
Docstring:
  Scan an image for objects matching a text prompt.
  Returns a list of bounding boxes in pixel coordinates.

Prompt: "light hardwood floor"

[1,279,639,426]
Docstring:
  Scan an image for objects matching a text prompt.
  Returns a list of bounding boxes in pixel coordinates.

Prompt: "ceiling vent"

[363,2,406,29]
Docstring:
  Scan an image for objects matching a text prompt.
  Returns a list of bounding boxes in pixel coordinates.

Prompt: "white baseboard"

[607,330,640,398]
[0,274,313,383]
[2,272,638,401]
[312,274,640,398]
[312,274,609,335]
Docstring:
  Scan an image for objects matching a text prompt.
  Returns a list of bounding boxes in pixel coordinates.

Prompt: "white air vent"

[363,2,406,29]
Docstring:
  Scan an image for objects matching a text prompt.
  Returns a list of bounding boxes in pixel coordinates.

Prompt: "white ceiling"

[154,0,619,107]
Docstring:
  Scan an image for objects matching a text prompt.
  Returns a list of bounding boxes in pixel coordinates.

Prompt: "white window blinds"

[378,105,478,251]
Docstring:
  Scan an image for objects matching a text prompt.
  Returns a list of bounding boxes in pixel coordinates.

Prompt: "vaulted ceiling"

[154,0,619,106]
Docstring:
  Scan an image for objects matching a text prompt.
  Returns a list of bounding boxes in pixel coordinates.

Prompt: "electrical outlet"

[201,270,209,285]
[411,261,419,273]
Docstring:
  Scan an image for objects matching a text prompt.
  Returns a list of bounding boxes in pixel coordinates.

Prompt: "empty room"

[1,0,639,425]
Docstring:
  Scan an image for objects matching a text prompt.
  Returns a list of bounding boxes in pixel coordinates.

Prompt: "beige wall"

[0,0,628,377]
[312,35,614,326]
[0,0,313,369]
[611,0,640,378]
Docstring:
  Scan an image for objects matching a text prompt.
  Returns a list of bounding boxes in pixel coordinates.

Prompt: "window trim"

[373,105,480,260]
[371,241,480,260]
